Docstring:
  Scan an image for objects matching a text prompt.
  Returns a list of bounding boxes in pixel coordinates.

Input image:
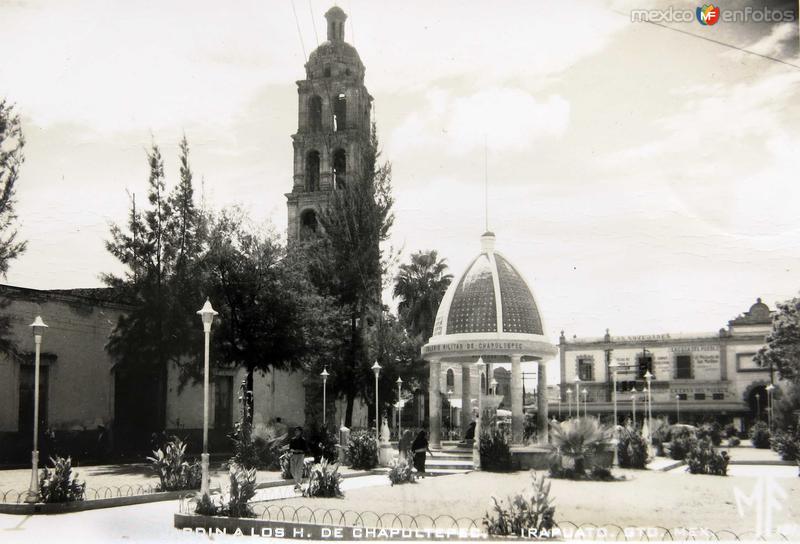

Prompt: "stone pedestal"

[378,443,395,467]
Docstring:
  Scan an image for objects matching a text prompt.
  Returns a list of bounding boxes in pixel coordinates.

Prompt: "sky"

[2,0,799,352]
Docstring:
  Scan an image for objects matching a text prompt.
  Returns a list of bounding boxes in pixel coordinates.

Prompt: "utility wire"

[613,9,800,71]
[309,0,320,47]
[291,0,307,62]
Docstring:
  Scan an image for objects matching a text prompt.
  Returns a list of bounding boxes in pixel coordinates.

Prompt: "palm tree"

[548,417,612,477]
[393,250,453,343]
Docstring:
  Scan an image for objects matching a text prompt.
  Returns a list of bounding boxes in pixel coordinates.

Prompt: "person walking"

[289,426,307,491]
[411,430,433,476]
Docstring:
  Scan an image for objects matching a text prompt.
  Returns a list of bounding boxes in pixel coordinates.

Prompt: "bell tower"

[286,6,373,243]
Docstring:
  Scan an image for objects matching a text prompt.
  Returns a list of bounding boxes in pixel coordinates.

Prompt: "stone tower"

[286,6,373,242]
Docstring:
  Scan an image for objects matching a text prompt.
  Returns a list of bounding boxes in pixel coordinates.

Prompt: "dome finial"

[480,231,495,253]
[325,6,347,42]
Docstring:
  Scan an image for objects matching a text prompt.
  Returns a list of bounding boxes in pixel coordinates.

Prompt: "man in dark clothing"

[289,426,307,490]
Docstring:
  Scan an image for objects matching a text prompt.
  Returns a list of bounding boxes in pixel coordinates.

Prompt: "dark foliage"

[686,438,729,476]
[617,428,648,469]
[38,456,86,503]
[479,427,512,472]
[750,421,771,449]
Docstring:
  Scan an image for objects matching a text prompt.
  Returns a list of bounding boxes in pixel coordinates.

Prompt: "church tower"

[286,6,373,242]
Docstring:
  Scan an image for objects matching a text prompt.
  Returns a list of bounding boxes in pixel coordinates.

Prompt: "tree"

[200,208,336,421]
[305,125,395,426]
[755,295,800,384]
[0,100,27,355]
[394,250,452,343]
[104,139,206,433]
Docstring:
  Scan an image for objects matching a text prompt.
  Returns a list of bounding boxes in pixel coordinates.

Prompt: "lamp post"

[644,371,653,436]
[567,387,573,418]
[675,394,680,424]
[765,384,775,431]
[631,388,638,428]
[396,377,403,437]
[371,361,382,438]
[197,299,218,498]
[574,377,581,419]
[474,357,485,470]
[25,316,48,504]
[755,393,761,422]
[609,361,620,426]
[320,368,329,427]
[581,388,588,418]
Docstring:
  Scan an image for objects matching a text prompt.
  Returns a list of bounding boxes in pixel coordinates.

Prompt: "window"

[333,93,347,131]
[309,95,322,132]
[578,358,594,382]
[694,393,706,401]
[676,393,688,401]
[445,368,454,389]
[214,376,233,430]
[300,209,318,239]
[18,365,48,435]
[332,148,346,189]
[675,355,692,379]
[305,150,320,192]
[712,393,724,400]
[324,66,331,77]
[637,352,653,379]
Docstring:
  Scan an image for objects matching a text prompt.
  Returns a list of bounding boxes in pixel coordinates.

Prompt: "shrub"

[194,492,219,516]
[253,436,283,470]
[387,457,416,486]
[548,417,612,478]
[303,460,343,497]
[686,438,729,476]
[669,428,697,461]
[723,423,738,439]
[484,472,555,536]
[480,428,512,472]
[750,421,771,449]
[698,422,723,446]
[770,428,800,461]
[523,412,538,443]
[617,428,649,469]
[729,436,741,447]
[346,431,378,470]
[146,436,202,491]
[223,464,258,518]
[650,418,670,457]
[38,456,86,503]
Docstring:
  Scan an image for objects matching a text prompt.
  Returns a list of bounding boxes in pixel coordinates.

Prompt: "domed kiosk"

[422,232,557,451]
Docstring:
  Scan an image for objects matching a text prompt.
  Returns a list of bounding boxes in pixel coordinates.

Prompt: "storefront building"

[557,299,778,428]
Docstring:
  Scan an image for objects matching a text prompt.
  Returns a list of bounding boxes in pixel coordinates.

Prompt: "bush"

[146,436,202,491]
[650,418,670,457]
[480,428,512,472]
[194,492,218,516]
[303,460,343,497]
[548,417,612,479]
[669,429,697,461]
[38,456,86,503]
[698,422,723,446]
[770,428,800,461]
[387,457,416,486]
[750,421,771,449]
[523,412,538,443]
[223,464,258,518]
[617,428,648,469]
[346,431,378,470]
[253,436,283,470]
[729,436,741,447]
[484,472,555,536]
[723,423,738,439]
[686,438,729,476]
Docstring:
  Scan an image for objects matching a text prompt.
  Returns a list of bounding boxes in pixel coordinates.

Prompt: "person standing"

[289,426,307,491]
[411,430,433,475]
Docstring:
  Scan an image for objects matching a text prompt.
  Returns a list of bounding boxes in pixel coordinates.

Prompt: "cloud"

[389,87,570,156]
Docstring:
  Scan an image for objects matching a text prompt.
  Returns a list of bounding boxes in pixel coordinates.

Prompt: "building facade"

[285,6,373,242]
[557,298,778,428]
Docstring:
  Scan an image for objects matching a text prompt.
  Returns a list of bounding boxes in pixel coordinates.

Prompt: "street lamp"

[567,387,573,418]
[581,388,588,418]
[609,361,620,426]
[631,388,638,428]
[675,394,680,424]
[25,316,48,504]
[320,368,329,426]
[644,371,654,437]
[574,377,581,419]
[755,393,761,422]
[197,299,218,497]
[396,377,403,437]
[765,385,775,430]
[371,361,382,437]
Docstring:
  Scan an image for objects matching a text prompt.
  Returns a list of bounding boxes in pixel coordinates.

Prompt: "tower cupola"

[325,6,347,42]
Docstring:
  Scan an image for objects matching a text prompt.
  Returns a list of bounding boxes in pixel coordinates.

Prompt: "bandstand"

[422,232,558,454]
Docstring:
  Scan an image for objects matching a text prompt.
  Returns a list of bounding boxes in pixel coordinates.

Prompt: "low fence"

[0,485,193,515]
